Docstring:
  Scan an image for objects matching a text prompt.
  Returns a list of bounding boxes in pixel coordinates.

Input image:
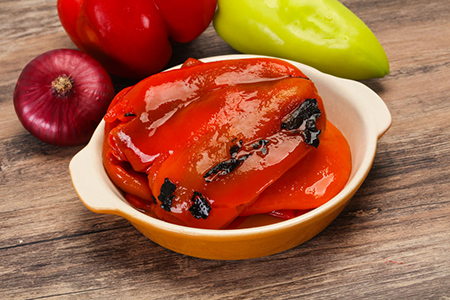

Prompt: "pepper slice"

[103,86,154,201]
[147,77,326,229]
[239,121,351,216]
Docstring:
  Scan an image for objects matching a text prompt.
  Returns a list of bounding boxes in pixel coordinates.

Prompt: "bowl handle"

[356,82,392,139]
[69,152,112,214]
[69,123,124,214]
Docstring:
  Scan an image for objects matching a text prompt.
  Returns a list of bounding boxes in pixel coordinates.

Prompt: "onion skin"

[14,49,115,146]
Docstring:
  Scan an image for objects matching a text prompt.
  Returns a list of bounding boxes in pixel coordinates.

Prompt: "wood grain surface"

[1,0,449,299]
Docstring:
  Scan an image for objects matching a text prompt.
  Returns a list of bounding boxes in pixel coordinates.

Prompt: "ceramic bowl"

[69,54,392,260]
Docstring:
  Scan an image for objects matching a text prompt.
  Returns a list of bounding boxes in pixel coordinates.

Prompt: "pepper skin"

[103,58,327,229]
[57,0,217,78]
[239,120,352,216]
[213,0,389,80]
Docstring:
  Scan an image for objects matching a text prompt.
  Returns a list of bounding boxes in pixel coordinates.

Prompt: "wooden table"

[1,0,449,299]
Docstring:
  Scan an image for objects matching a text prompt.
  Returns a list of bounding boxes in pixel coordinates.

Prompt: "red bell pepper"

[57,0,217,78]
[103,57,327,229]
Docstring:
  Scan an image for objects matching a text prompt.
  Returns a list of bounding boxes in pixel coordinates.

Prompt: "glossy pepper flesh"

[240,120,352,216]
[103,58,327,229]
[57,0,217,78]
[213,0,389,80]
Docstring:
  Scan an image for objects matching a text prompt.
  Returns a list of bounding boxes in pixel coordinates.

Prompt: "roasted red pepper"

[57,0,217,78]
[103,57,340,229]
[240,120,352,216]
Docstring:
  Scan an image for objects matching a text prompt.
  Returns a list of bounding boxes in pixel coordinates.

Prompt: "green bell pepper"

[213,0,389,80]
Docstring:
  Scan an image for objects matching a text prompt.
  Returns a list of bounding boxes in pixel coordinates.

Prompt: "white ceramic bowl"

[69,54,392,260]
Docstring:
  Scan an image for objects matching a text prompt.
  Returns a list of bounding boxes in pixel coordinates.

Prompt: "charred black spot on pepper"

[204,136,273,183]
[303,119,321,148]
[288,74,310,80]
[160,195,174,212]
[229,138,243,158]
[160,178,176,195]
[251,139,270,156]
[281,98,320,130]
[258,142,269,155]
[258,139,270,149]
[281,98,322,148]
[124,112,136,117]
[158,178,177,211]
[229,144,241,157]
[204,154,251,183]
[189,191,211,219]
[151,195,157,205]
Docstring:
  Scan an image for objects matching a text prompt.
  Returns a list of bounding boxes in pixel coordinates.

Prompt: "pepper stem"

[51,74,74,97]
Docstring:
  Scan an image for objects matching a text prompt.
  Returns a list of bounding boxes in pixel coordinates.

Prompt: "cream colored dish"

[69,54,392,260]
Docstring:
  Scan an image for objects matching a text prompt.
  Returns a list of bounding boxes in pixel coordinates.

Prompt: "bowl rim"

[70,54,391,238]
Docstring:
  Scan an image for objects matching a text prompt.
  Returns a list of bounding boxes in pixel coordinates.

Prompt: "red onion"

[14,49,115,146]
